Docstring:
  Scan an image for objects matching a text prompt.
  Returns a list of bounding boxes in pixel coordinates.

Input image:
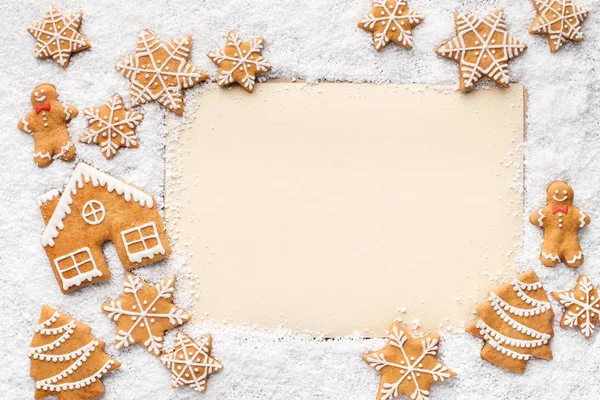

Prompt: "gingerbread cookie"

[28,305,120,400]
[18,84,77,168]
[160,331,223,393]
[28,6,90,68]
[363,321,455,400]
[39,162,171,294]
[207,31,272,92]
[553,275,600,339]
[117,29,207,116]
[529,0,589,52]
[81,94,144,159]
[358,0,424,51]
[436,10,527,92]
[467,270,554,373]
[529,181,590,268]
[102,274,190,355]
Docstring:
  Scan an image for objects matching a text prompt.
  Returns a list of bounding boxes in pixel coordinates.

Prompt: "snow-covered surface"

[1,0,599,399]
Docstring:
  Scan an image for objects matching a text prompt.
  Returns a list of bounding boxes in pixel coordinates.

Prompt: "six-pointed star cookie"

[358,0,424,51]
[553,275,600,339]
[207,31,272,93]
[436,9,527,92]
[81,94,144,159]
[27,6,91,68]
[529,0,589,52]
[363,322,455,400]
[160,331,223,394]
[117,29,208,116]
[102,273,191,355]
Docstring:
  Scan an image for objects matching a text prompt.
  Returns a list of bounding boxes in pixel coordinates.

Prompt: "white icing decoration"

[541,252,560,262]
[160,332,223,393]
[41,162,155,247]
[579,210,586,227]
[537,209,545,226]
[53,247,102,291]
[359,0,424,50]
[437,10,526,88]
[566,251,583,265]
[28,321,75,354]
[62,103,74,121]
[364,325,452,400]
[530,0,589,51]
[21,117,32,134]
[81,200,106,225]
[476,320,547,348]
[207,31,272,92]
[102,274,189,355]
[120,222,165,263]
[552,194,568,202]
[38,189,60,207]
[557,276,599,338]
[34,142,73,162]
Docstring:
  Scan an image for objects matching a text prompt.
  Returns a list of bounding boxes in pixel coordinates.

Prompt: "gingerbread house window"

[120,222,166,263]
[82,200,106,225]
[53,247,103,291]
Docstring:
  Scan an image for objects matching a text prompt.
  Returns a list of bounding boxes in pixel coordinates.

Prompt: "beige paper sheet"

[167,82,524,337]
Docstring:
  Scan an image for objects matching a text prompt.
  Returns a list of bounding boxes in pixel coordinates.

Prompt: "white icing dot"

[132,305,136,310]
[555,189,559,194]
[144,300,148,305]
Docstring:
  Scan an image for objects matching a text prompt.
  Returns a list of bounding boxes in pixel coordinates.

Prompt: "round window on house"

[82,200,106,225]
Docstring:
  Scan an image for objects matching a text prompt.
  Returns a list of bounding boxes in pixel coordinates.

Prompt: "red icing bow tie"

[552,205,568,214]
[35,102,51,114]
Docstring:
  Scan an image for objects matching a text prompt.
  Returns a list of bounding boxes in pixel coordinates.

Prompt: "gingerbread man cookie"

[529,181,590,268]
[18,84,77,167]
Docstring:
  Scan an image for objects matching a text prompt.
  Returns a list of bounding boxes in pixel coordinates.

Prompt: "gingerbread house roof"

[40,162,155,247]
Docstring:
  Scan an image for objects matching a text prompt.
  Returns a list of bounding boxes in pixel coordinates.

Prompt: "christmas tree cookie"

[207,31,272,92]
[160,331,223,393]
[553,275,600,339]
[102,273,191,355]
[363,321,455,400]
[529,180,590,268]
[467,270,554,373]
[529,0,589,52]
[27,6,90,68]
[28,305,120,399]
[436,9,527,92]
[117,29,207,116]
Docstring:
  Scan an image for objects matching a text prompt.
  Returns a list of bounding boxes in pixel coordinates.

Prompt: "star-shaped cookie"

[363,322,455,400]
[102,273,191,355]
[529,0,589,52]
[160,331,223,393]
[207,31,272,93]
[81,94,144,159]
[553,275,600,339]
[27,6,91,68]
[436,9,527,92]
[117,30,207,116]
[358,0,424,51]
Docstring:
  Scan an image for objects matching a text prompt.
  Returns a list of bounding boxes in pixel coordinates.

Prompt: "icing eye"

[563,190,567,194]
[41,89,46,94]
[554,190,559,194]
[34,92,38,96]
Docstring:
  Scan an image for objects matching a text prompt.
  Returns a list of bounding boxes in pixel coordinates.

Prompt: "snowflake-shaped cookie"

[160,331,223,393]
[102,273,190,355]
[27,6,91,68]
[358,0,424,51]
[553,275,600,339]
[207,31,272,92]
[436,9,527,92]
[363,322,455,400]
[117,29,207,116]
[81,94,144,159]
[529,0,589,52]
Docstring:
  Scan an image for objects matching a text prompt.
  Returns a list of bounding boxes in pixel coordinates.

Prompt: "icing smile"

[35,95,47,102]
[552,194,568,202]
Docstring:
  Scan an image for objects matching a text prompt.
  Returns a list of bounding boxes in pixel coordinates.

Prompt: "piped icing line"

[62,103,73,120]
[35,311,60,330]
[486,337,531,361]
[21,117,32,134]
[476,320,548,348]
[36,358,116,391]
[493,300,551,340]
[566,251,583,265]
[33,143,73,162]
[537,209,545,226]
[41,162,155,247]
[489,292,551,317]
[541,252,560,262]
[579,210,586,227]
[38,189,60,207]
[29,340,98,362]
[28,321,76,354]
[512,280,552,308]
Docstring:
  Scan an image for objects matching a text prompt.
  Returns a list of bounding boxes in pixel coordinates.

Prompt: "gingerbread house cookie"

[39,162,171,294]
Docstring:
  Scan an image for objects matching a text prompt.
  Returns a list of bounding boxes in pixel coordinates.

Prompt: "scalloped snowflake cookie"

[358,0,424,51]
[207,31,272,92]
[363,321,456,400]
[436,9,527,92]
[529,0,589,52]
[81,94,144,159]
[102,273,191,355]
[553,275,600,339]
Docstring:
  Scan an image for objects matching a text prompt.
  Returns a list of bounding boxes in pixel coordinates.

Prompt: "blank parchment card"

[168,82,524,337]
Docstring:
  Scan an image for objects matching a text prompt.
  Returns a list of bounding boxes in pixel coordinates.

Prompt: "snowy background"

[1,0,600,399]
